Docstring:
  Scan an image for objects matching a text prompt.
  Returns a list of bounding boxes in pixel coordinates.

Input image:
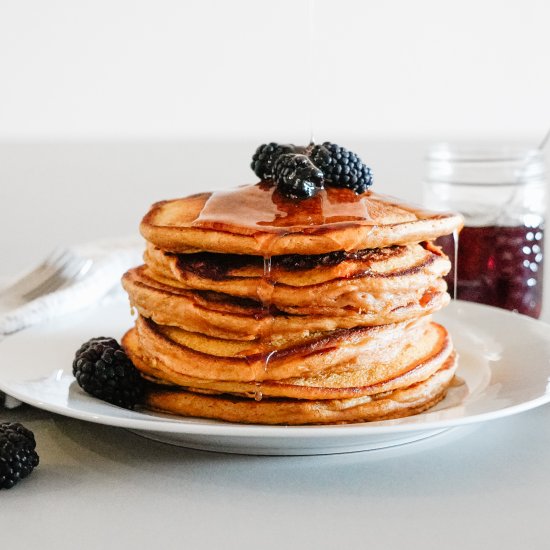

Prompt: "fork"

[0,249,94,408]
[0,249,93,304]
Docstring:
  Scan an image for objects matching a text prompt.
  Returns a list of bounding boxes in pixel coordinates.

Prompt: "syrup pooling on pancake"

[191,183,381,232]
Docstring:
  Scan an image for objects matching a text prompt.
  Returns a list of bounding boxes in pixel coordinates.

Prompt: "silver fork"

[0,249,93,409]
[0,249,93,304]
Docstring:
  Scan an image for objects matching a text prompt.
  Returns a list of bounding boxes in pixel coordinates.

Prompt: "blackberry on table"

[72,336,144,409]
[0,422,39,490]
[273,153,324,200]
[310,142,373,194]
[251,143,297,180]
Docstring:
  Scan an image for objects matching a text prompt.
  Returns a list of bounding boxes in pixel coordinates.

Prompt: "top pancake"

[140,183,463,256]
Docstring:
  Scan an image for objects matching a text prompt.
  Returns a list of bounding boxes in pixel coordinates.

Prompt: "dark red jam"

[437,225,544,318]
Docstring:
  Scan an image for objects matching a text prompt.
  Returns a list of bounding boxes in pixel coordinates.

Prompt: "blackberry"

[273,153,324,200]
[0,422,39,489]
[72,337,144,409]
[251,143,296,180]
[310,142,373,193]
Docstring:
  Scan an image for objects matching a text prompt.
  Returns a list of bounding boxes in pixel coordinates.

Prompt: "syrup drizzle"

[452,228,459,300]
[190,184,441,233]
[252,248,279,401]
[191,184,455,236]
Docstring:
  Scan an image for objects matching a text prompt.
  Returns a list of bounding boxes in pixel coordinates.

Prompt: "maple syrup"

[253,255,277,400]
[192,182,375,232]
[191,182,447,235]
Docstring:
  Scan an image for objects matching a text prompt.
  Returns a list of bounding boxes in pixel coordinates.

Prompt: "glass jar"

[423,144,546,319]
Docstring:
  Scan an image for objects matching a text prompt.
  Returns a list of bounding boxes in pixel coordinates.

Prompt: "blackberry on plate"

[0,422,39,490]
[273,153,324,200]
[251,143,296,180]
[310,142,373,194]
[72,336,144,409]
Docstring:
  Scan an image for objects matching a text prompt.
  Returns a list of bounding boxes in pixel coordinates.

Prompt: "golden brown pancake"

[142,354,458,425]
[141,243,450,313]
[122,326,453,400]
[127,314,450,385]
[122,265,449,339]
[140,184,463,256]
[144,240,447,286]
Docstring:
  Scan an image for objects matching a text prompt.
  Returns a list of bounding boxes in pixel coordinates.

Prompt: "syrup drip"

[452,228,459,300]
[252,250,279,401]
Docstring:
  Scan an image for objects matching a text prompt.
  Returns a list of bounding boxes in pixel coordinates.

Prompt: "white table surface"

[1,141,550,549]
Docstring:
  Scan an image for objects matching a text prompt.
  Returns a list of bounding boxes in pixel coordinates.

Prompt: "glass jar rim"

[425,142,546,186]
[426,142,544,164]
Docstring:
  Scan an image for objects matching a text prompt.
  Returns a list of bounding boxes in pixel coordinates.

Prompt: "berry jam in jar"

[424,144,546,319]
[437,225,544,318]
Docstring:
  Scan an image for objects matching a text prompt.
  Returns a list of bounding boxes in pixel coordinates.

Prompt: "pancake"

[122,325,453,400]
[128,314,449,384]
[140,184,464,256]
[144,240,447,286]
[122,265,450,339]
[142,353,458,425]
[142,242,451,313]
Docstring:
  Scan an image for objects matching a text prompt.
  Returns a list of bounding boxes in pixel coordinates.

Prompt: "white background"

[0,0,549,142]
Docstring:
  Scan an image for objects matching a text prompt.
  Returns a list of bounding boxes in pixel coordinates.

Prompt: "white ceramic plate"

[1,300,550,455]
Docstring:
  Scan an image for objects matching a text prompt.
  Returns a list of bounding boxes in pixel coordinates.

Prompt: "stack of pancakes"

[121,184,463,424]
